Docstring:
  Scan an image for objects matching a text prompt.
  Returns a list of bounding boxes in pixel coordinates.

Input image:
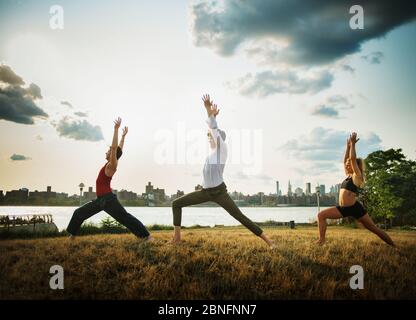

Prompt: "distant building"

[170,190,185,201]
[144,182,166,203]
[329,185,339,195]
[258,192,265,205]
[295,187,303,197]
[335,183,341,194]
[83,186,95,201]
[145,182,153,195]
[305,182,311,195]
[5,188,29,202]
[276,181,280,196]
[118,189,138,201]
[287,180,293,197]
[319,185,326,196]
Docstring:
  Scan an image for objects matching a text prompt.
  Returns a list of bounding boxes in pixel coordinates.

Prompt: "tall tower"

[276,181,280,196]
[319,184,326,196]
[306,182,311,195]
[288,180,292,197]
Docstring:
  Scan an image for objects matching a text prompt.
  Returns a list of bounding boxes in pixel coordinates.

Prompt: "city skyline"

[1,1,415,196]
[1,177,342,200]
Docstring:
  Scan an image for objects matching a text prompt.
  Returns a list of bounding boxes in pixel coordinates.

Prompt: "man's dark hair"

[116,146,123,159]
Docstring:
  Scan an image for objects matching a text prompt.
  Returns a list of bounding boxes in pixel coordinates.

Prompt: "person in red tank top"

[67,117,152,241]
[96,163,113,196]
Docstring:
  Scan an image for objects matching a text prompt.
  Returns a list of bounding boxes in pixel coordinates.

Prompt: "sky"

[0,0,415,196]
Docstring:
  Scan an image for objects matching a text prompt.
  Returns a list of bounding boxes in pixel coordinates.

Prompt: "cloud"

[0,86,48,124]
[229,69,333,97]
[311,95,354,119]
[60,101,73,108]
[361,51,384,64]
[294,162,339,176]
[280,127,382,161]
[0,64,48,124]
[231,171,273,182]
[0,64,24,85]
[10,154,31,161]
[74,111,88,117]
[191,0,416,66]
[27,83,42,99]
[312,105,340,118]
[54,116,104,141]
[341,64,355,73]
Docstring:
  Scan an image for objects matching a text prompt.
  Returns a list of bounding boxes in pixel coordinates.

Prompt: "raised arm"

[343,136,351,175]
[349,132,362,179]
[119,126,128,151]
[107,117,121,175]
[202,94,223,142]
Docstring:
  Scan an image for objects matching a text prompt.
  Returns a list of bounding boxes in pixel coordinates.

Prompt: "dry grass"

[0,226,415,300]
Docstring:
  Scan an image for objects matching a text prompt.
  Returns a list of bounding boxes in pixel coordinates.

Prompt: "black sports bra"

[340,176,359,194]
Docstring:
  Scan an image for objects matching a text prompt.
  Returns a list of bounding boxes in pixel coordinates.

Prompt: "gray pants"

[172,182,263,236]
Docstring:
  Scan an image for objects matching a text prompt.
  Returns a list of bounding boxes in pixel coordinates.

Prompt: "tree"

[363,149,416,226]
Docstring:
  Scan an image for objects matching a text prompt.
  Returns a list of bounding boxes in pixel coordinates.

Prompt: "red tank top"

[96,163,113,196]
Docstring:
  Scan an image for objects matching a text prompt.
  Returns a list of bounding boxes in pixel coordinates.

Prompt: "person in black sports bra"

[315,132,395,247]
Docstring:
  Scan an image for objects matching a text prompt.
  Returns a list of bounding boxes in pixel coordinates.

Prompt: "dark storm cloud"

[10,154,31,161]
[231,69,333,97]
[0,85,48,124]
[191,0,416,65]
[0,64,48,124]
[54,116,104,141]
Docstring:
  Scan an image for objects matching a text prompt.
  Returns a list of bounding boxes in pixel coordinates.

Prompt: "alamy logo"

[349,265,364,290]
[349,5,364,30]
[49,5,64,30]
[153,124,264,175]
[49,265,64,290]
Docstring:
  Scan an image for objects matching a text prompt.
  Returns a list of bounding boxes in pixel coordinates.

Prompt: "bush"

[147,224,174,231]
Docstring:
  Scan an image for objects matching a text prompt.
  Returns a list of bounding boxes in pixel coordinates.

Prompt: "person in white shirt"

[171,94,275,248]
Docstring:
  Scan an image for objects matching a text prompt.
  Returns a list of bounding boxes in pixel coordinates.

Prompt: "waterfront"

[0,206,327,231]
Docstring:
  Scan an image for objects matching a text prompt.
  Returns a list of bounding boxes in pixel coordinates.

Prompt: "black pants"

[67,192,150,238]
[172,182,263,236]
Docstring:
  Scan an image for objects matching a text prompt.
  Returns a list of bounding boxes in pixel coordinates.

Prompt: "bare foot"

[171,237,181,244]
[392,245,402,253]
[145,235,154,242]
[269,243,277,250]
[316,239,325,246]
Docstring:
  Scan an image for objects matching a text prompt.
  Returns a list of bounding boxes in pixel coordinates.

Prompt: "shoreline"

[0,204,329,208]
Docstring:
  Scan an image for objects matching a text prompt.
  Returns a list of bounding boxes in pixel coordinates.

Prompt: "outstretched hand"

[114,117,122,130]
[122,126,128,137]
[211,103,220,117]
[202,94,220,117]
[349,132,360,145]
[202,94,212,109]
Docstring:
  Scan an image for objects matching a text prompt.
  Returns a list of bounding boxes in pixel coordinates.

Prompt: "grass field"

[0,226,415,300]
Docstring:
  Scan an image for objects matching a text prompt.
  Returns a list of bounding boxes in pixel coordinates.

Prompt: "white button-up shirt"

[202,116,228,189]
